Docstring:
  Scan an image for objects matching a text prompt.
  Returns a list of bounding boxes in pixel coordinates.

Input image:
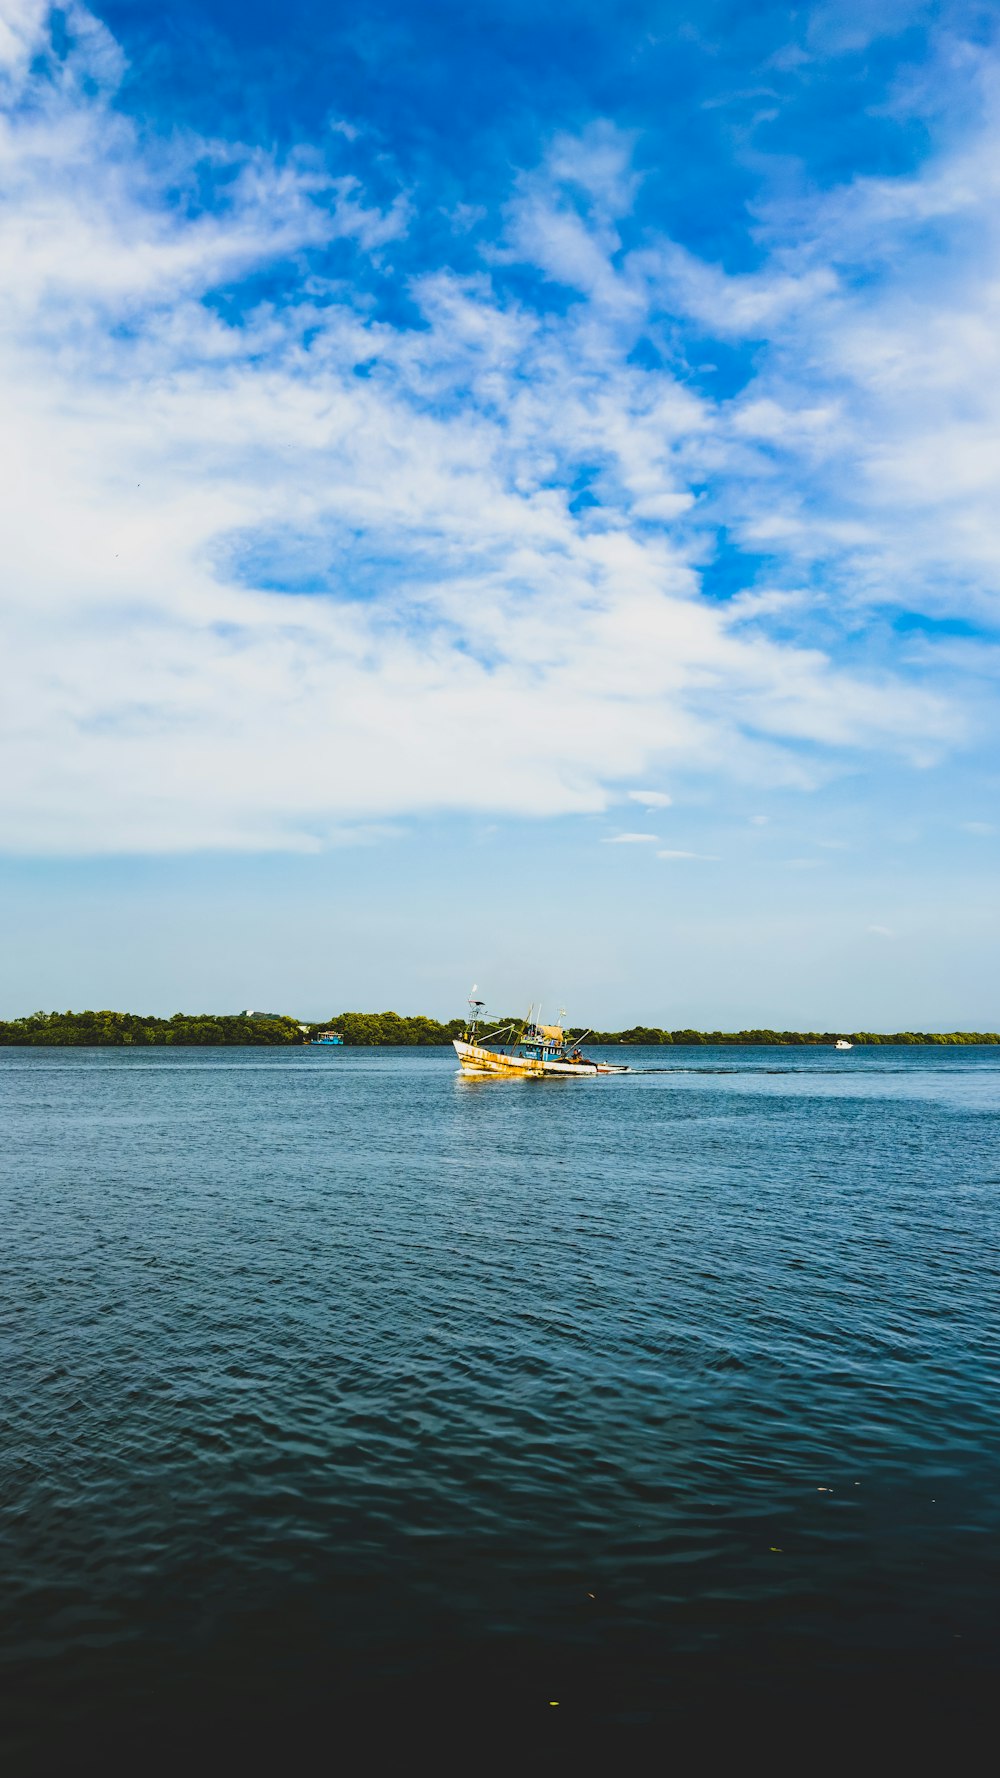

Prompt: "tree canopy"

[0,1010,303,1046]
[1,1010,996,1046]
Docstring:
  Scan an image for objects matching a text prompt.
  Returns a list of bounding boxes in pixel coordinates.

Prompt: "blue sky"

[1,0,998,1025]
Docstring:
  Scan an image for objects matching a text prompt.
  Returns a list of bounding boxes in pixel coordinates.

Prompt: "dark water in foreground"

[2,1045,999,1758]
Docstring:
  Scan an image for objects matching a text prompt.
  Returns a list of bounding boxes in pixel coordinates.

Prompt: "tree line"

[0,1010,997,1046]
[0,1010,304,1046]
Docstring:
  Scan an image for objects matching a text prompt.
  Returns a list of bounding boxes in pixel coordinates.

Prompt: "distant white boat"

[835,1039,853,1050]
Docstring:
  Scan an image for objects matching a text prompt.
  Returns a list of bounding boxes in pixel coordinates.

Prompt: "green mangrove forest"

[0,1009,996,1046]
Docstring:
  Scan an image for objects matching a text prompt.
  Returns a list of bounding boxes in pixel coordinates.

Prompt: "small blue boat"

[312,1030,344,1046]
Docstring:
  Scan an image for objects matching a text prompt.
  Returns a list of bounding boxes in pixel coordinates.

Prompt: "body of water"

[3,1045,998,1758]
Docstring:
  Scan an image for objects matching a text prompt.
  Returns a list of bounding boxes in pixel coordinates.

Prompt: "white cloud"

[960,821,995,834]
[656,850,720,861]
[725,587,810,622]
[0,0,54,76]
[0,8,974,855]
[710,41,1000,630]
[806,0,926,57]
[602,832,660,844]
[867,924,896,937]
[643,241,837,340]
[627,789,672,808]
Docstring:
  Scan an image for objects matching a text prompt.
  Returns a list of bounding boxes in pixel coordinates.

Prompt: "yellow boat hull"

[453,1038,598,1077]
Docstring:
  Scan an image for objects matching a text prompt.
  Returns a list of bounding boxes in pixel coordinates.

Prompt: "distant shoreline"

[1,1011,997,1047]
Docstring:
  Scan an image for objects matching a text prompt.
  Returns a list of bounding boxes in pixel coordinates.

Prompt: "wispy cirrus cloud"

[627,789,672,809]
[602,833,661,844]
[0,2,991,856]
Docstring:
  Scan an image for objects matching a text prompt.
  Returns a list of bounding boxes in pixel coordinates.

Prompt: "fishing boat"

[835,1038,853,1051]
[453,992,628,1078]
[311,1029,344,1046]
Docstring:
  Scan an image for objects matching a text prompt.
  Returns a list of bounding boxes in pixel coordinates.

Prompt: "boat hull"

[453,1038,598,1077]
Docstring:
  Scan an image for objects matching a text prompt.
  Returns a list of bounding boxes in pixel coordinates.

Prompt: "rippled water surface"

[3,1045,999,1756]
